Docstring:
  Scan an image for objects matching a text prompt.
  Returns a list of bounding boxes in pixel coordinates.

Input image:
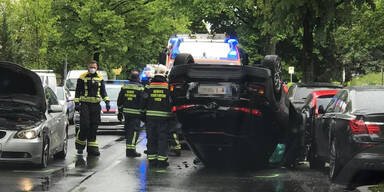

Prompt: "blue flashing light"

[170,38,183,59]
[225,38,238,45]
[140,72,148,81]
[226,38,239,59]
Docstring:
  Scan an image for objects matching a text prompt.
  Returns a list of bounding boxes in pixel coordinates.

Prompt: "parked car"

[64,70,109,100]
[169,53,300,167]
[288,82,342,112]
[0,62,68,168]
[56,86,75,124]
[98,81,125,131]
[310,86,384,180]
[300,89,340,162]
[32,69,57,94]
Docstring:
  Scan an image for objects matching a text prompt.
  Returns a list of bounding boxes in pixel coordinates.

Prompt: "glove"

[118,112,123,121]
[105,101,110,112]
[75,103,81,112]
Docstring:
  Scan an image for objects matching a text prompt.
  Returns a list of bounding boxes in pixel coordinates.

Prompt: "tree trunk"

[301,7,314,82]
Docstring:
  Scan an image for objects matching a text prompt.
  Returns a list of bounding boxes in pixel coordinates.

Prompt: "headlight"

[15,130,38,139]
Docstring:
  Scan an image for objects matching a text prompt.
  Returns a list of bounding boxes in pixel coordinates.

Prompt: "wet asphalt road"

[0,125,383,192]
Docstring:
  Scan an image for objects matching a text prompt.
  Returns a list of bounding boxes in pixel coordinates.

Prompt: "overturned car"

[169,54,300,167]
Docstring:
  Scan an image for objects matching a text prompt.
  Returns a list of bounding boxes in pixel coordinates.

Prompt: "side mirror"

[49,104,63,113]
[318,105,325,114]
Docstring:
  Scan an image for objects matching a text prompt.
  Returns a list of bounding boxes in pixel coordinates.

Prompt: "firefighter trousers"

[76,102,101,152]
[169,118,181,150]
[146,118,169,162]
[124,115,141,150]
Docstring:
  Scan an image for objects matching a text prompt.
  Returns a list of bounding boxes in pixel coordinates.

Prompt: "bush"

[348,73,384,86]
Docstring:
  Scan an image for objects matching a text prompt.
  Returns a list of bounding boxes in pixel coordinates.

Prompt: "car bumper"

[99,115,124,130]
[0,130,43,164]
[347,144,384,171]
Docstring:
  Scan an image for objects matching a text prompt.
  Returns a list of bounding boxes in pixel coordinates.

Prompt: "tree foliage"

[0,0,383,83]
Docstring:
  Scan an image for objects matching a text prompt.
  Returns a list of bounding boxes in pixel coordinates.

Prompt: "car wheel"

[54,127,68,159]
[308,142,325,169]
[262,55,282,97]
[329,139,342,180]
[40,135,50,168]
[174,53,194,66]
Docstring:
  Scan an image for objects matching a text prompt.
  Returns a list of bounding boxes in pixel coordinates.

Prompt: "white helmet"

[154,64,167,77]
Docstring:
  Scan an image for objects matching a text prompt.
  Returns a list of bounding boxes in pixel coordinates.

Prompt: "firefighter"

[142,64,172,168]
[74,60,110,156]
[117,71,144,157]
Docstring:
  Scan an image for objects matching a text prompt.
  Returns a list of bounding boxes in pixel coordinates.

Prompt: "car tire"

[329,138,342,180]
[54,127,68,159]
[40,135,50,168]
[308,142,325,169]
[173,53,194,66]
[262,55,282,97]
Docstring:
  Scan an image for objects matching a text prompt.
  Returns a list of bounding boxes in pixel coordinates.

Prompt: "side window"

[45,87,59,106]
[325,91,343,113]
[335,91,348,113]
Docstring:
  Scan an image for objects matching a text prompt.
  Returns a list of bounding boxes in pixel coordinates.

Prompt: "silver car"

[0,62,68,168]
[57,86,75,124]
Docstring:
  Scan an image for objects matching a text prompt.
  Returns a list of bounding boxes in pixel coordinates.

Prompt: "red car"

[300,89,340,168]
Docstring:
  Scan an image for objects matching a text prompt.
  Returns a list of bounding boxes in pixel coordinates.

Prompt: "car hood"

[0,62,46,113]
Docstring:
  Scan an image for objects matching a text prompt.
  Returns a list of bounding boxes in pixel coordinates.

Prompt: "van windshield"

[66,79,77,91]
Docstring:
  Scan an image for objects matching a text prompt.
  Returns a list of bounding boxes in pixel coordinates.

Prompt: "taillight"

[247,84,264,95]
[172,105,195,112]
[349,119,382,135]
[232,107,262,117]
[170,82,184,92]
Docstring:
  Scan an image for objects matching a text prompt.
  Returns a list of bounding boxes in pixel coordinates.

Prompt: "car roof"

[311,89,339,97]
[293,82,342,88]
[344,85,384,91]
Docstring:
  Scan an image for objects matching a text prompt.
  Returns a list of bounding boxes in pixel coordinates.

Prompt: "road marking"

[155,169,167,173]
[253,173,280,178]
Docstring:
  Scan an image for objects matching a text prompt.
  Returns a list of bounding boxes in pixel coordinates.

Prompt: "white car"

[0,62,68,168]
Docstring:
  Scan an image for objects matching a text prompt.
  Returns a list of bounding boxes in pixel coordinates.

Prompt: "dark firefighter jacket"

[117,80,144,117]
[142,76,172,119]
[74,72,109,103]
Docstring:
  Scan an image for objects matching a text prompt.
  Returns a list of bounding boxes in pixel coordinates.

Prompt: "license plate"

[198,85,229,95]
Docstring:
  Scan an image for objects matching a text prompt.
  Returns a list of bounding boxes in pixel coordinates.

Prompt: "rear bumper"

[100,115,120,124]
[345,143,384,171]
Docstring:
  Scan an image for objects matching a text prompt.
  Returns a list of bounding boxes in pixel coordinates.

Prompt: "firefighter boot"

[148,160,157,167]
[126,149,141,158]
[157,160,169,168]
[87,147,100,156]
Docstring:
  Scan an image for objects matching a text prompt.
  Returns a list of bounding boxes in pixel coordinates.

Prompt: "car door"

[315,91,342,157]
[45,87,65,151]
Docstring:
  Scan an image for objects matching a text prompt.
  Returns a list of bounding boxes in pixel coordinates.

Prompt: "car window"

[316,96,334,110]
[56,88,64,100]
[325,91,343,113]
[45,87,59,106]
[333,91,348,113]
[106,86,122,101]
